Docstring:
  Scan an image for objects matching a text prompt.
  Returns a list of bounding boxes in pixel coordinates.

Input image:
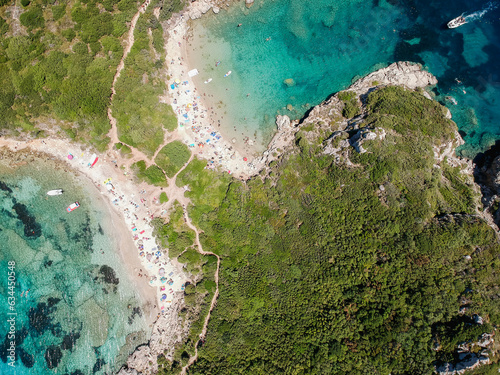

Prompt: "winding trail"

[180,209,221,375]
[100,0,222,369]
[107,0,151,150]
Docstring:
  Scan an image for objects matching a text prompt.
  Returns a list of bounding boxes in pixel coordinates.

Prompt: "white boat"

[224,71,232,77]
[47,189,63,196]
[447,14,467,28]
[204,78,212,84]
[66,202,80,212]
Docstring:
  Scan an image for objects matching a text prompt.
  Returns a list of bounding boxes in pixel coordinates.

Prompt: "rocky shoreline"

[117,60,498,374]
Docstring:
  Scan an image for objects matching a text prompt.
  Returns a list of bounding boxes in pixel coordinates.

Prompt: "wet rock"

[93,358,106,373]
[99,265,119,285]
[45,345,62,369]
[61,332,81,351]
[276,115,291,130]
[12,202,42,238]
[284,78,295,87]
[19,348,35,368]
[29,301,58,335]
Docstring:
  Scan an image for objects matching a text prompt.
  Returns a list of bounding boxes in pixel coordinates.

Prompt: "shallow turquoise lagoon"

[0,157,150,374]
[187,0,500,157]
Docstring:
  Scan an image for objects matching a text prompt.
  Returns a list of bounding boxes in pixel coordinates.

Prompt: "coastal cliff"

[119,62,500,374]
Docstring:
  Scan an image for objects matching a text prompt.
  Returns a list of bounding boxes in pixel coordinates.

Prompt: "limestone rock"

[284,78,295,87]
[213,6,219,13]
[435,352,490,375]
[349,61,438,96]
[286,104,293,111]
[350,128,385,154]
[189,8,202,19]
[245,0,254,8]
[276,115,291,131]
[189,1,212,19]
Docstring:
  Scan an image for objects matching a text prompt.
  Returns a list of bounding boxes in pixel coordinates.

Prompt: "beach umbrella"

[155,250,162,257]
[138,240,143,245]
[243,157,247,161]
[140,252,145,257]
[159,268,165,276]
[161,294,167,301]
[175,79,181,84]
[68,154,74,160]
[161,277,167,284]
[146,253,152,261]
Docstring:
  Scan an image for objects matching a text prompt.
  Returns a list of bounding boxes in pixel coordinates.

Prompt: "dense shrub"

[155,141,191,177]
[20,6,45,29]
[161,87,500,375]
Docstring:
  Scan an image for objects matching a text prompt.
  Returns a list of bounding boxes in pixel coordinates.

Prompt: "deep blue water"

[187,0,500,157]
[0,158,150,374]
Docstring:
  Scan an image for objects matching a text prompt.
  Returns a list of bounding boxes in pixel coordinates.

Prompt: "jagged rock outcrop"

[436,353,490,375]
[436,330,494,375]
[349,61,437,96]
[250,62,442,175]
[188,0,213,19]
[117,299,186,375]
[472,141,500,231]
[245,0,254,8]
[350,127,386,154]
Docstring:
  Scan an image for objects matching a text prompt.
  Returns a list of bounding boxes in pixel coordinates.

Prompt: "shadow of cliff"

[473,140,500,227]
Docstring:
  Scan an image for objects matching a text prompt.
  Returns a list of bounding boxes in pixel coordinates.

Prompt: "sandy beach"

[162,14,267,180]
[0,138,189,323]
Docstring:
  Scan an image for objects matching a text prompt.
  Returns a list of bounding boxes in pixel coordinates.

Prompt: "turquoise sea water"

[187,0,500,157]
[0,157,151,374]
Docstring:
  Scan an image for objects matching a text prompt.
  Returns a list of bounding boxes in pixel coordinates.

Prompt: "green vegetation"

[158,0,185,21]
[112,0,177,156]
[338,90,361,118]
[159,191,168,203]
[152,201,216,368]
[132,160,168,187]
[155,140,191,177]
[158,87,500,374]
[0,0,136,149]
[115,142,132,157]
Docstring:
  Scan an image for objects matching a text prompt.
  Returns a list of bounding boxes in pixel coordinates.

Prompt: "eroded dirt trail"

[102,2,221,370]
[107,0,150,149]
[180,209,220,375]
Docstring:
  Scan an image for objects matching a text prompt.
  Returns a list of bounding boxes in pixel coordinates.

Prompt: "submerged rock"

[44,345,62,369]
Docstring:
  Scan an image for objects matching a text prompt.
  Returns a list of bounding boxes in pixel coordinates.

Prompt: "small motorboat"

[66,202,80,212]
[447,14,467,28]
[445,96,458,105]
[224,71,232,77]
[204,78,212,84]
[47,189,63,196]
[215,61,221,67]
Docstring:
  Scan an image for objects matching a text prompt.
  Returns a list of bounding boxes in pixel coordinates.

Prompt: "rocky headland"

[117,60,499,374]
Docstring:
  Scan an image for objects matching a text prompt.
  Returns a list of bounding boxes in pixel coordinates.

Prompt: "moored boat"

[224,71,232,77]
[66,202,80,212]
[448,14,467,28]
[47,189,63,196]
